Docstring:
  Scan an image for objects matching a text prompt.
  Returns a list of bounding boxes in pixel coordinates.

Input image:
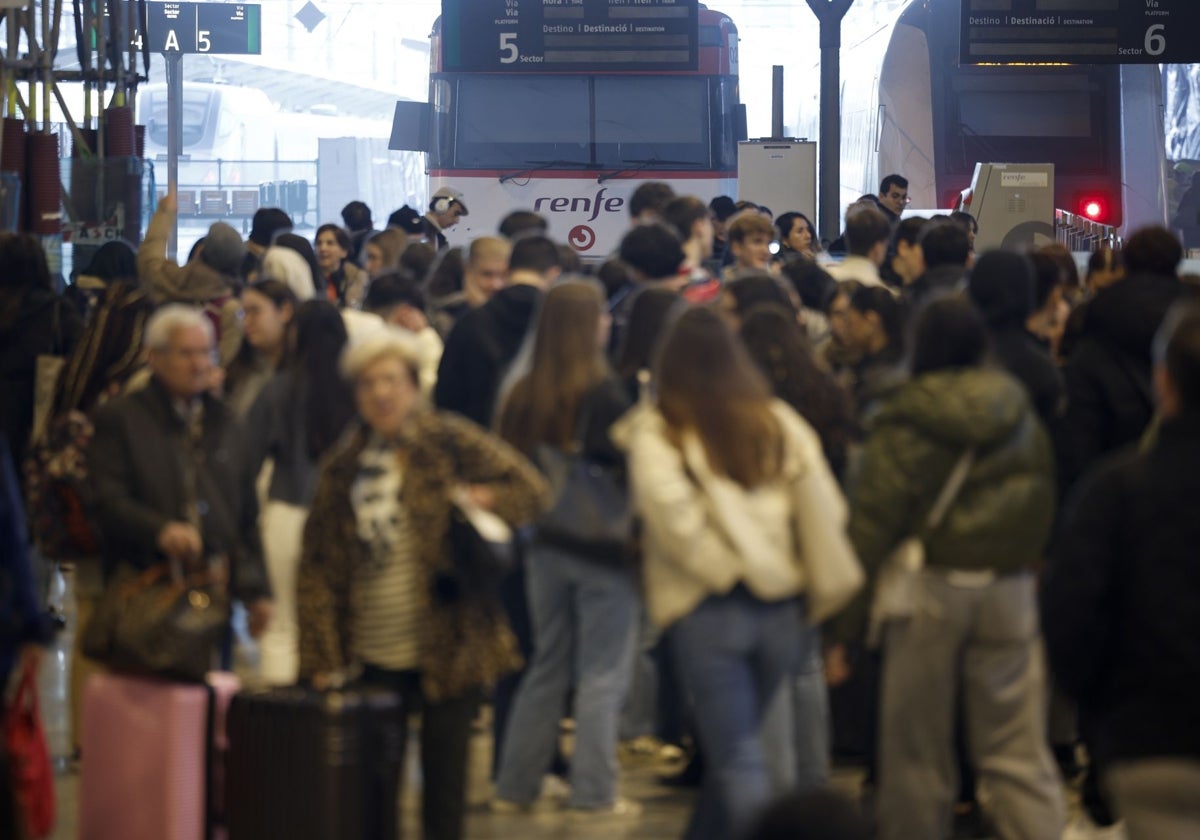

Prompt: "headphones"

[432,195,452,215]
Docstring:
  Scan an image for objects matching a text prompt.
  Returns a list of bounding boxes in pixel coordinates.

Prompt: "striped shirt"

[351,438,421,671]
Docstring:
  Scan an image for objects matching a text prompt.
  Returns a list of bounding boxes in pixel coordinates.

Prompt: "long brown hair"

[656,306,783,488]
[499,280,610,455]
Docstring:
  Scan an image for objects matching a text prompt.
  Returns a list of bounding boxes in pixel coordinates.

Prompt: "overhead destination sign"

[440,0,698,72]
[961,0,1198,65]
[146,2,262,55]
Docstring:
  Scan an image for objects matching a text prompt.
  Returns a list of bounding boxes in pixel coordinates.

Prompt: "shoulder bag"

[867,449,975,648]
[534,398,633,562]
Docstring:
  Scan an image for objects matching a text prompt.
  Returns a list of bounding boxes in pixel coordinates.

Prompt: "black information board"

[146,2,261,55]
[961,0,1199,65]
[440,0,698,72]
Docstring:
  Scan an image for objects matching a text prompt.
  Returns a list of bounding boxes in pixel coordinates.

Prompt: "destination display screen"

[440,0,699,72]
[961,0,1198,65]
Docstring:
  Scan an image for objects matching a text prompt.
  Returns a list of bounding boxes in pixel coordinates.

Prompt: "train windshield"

[446,75,714,170]
[143,88,215,150]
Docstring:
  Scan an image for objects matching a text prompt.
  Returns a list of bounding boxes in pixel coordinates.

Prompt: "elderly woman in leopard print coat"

[296,327,547,840]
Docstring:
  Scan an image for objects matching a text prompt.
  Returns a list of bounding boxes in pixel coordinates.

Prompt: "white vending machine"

[737,140,817,223]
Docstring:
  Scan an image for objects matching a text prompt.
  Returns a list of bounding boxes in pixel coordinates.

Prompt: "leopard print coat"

[296,408,548,701]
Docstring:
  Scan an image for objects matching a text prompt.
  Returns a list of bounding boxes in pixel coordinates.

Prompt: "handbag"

[29,301,65,447]
[534,400,633,562]
[440,493,515,601]
[3,659,55,838]
[536,447,632,557]
[24,410,100,560]
[866,449,975,648]
[80,561,231,682]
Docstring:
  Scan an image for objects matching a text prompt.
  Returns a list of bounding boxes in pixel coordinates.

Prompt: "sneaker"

[1062,815,1128,840]
[540,774,572,802]
[620,735,686,764]
[489,798,532,815]
[568,797,643,818]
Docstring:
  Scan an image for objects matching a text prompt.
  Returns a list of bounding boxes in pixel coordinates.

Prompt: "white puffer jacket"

[612,399,862,629]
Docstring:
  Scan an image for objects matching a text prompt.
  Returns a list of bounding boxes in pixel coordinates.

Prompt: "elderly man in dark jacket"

[1043,301,1200,840]
[88,305,272,633]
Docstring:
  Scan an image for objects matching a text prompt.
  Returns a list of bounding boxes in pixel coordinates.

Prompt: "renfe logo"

[568,225,597,251]
[533,187,626,223]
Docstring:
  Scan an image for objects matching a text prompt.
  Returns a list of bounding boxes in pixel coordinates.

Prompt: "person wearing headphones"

[425,187,469,250]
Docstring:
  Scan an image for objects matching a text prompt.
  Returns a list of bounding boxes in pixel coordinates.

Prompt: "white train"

[796,0,1169,236]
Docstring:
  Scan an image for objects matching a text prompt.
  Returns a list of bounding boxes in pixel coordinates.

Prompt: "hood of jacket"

[484,284,542,348]
[1084,272,1183,362]
[873,367,1029,449]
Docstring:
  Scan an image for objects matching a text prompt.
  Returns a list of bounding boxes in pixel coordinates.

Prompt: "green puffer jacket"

[832,366,1056,643]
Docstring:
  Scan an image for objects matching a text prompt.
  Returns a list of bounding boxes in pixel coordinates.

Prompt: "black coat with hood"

[434,283,542,428]
[0,286,84,473]
[1059,272,1185,489]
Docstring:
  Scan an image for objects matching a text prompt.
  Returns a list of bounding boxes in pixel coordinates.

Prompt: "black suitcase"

[225,685,405,840]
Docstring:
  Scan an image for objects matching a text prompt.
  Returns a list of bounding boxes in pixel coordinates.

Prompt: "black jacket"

[1042,414,1200,764]
[88,377,269,600]
[991,326,1064,426]
[906,264,967,306]
[0,288,84,473]
[1059,273,1186,489]
[434,284,542,428]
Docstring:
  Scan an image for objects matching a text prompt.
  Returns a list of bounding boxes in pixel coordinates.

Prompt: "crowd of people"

[1,173,1199,840]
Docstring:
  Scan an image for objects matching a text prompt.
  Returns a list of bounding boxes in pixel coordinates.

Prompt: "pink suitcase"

[79,671,240,840]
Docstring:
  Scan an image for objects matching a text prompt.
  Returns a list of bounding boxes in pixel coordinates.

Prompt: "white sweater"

[613,399,858,629]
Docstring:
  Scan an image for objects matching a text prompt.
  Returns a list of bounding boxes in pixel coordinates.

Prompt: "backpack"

[24,411,100,559]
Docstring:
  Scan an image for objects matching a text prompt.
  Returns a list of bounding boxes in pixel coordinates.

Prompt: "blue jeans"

[494,544,639,808]
[762,623,830,793]
[671,587,804,840]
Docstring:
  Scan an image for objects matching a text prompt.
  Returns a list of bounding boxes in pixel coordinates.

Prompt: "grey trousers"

[1107,759,1200,840]
[877,571,1064,840]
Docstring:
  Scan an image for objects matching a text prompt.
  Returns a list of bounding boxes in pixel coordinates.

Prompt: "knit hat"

[261,246,317,301]
[201,221,246,275]
[966,250,1035,327]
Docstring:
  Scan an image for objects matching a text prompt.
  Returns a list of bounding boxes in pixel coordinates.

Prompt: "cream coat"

[613,399,862,629]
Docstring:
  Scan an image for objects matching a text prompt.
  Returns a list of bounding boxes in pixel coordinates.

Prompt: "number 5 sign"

[146,2,261,55]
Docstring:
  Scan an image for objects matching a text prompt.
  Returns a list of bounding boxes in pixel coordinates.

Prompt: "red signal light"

[1078,195,1110,223]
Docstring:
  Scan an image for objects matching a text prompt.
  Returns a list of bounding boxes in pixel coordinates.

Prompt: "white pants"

[878,571,1064,840]
[258,500,307,686]
[1108,759,1200,840]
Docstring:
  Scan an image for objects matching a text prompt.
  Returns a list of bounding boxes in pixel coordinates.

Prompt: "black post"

[165,51,183,258]
[771,65,785,140]
[805,0,854,242]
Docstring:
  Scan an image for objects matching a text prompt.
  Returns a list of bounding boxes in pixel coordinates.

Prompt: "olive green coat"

[833,367,1055,642]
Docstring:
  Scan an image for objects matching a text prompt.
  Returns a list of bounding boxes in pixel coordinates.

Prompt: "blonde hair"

[467,236,511,268]
[727,210,776,244]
